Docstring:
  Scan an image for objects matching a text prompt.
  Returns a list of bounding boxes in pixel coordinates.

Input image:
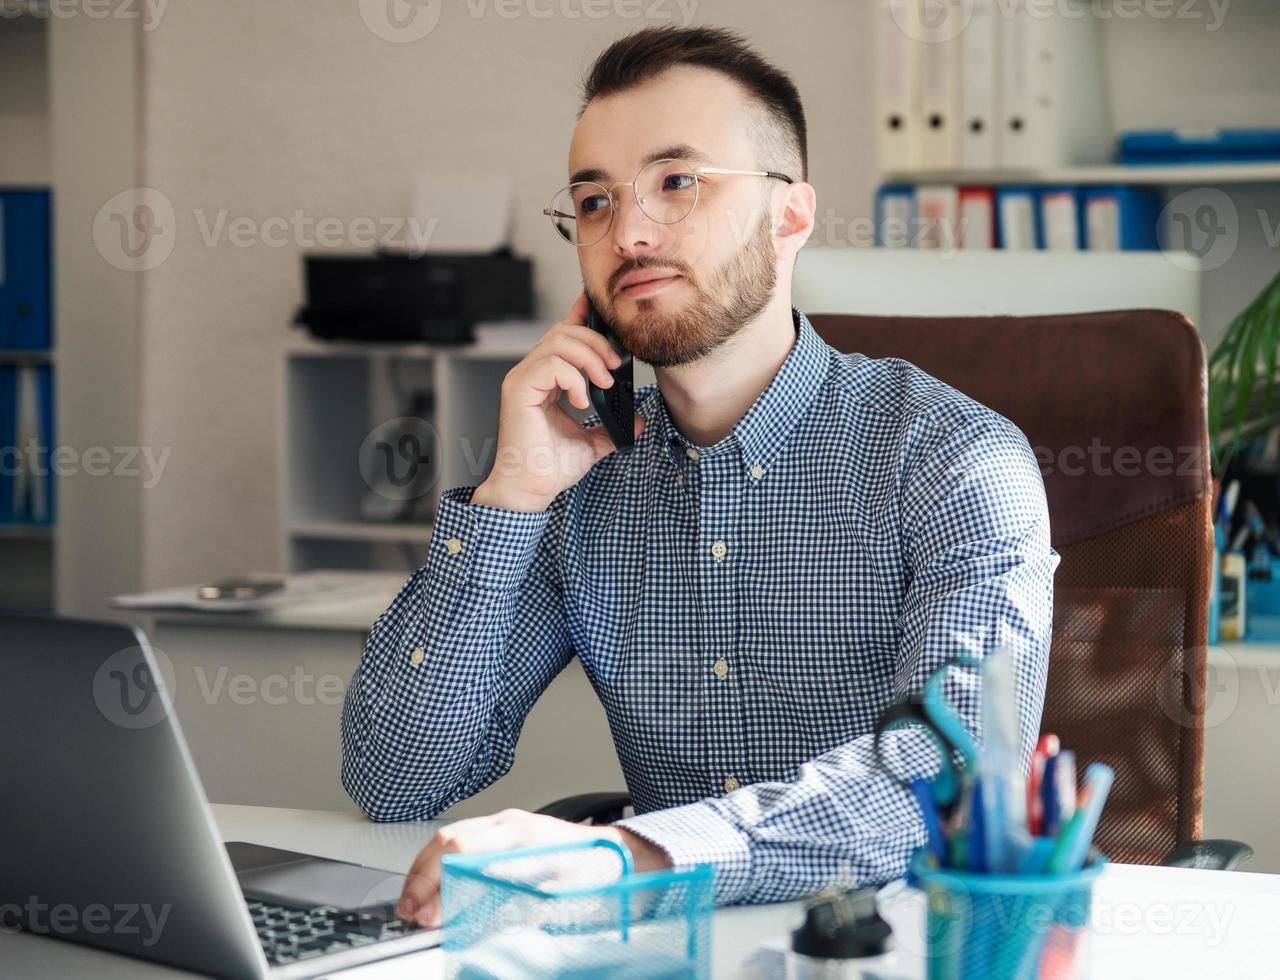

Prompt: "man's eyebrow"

[569,144,713,185]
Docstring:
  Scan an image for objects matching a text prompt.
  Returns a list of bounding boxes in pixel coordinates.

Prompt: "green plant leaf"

[1208,265,1280,471]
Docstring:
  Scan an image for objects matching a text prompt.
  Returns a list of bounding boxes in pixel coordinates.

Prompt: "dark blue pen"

[968,781,987,873]
[1041,753,1060,837]
[909,777,949,866]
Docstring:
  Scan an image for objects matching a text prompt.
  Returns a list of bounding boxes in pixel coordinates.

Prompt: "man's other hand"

[396,808,672,928]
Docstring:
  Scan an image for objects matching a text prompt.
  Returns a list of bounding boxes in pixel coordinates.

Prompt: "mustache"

[609,259,692,295]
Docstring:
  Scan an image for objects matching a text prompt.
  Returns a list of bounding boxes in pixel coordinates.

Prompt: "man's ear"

[773,181,816,254]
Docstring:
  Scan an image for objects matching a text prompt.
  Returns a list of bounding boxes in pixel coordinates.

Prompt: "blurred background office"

[3,0,1280,867]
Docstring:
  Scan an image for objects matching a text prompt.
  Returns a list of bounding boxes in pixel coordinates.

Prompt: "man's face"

[568,66,783,368]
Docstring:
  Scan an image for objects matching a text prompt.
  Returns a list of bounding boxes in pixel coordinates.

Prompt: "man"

[341,25,1056,929]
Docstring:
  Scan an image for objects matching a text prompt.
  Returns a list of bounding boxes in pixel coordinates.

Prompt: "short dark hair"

[579,25,807,183]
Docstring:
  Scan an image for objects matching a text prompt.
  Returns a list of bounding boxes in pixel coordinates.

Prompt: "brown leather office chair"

[543,308,1248,870]
[807,308,1222,867]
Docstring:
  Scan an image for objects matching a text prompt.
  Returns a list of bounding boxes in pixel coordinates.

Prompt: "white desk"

[4,804,1279,978]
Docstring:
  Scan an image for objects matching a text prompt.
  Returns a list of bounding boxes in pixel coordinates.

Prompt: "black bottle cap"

[791,886,892,960]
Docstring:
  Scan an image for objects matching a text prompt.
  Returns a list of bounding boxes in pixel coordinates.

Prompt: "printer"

[295,248,533,344]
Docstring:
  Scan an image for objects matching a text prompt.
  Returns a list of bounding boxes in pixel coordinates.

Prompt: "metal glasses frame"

[543,158,795,247]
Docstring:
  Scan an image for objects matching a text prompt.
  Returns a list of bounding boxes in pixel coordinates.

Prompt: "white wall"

[134,0,875,589]
[49,12,145,620]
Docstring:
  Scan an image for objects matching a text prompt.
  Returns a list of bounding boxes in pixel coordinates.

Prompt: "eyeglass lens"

[547,159,699,246]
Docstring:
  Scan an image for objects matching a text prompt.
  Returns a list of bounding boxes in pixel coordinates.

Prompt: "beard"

[596,208,778,369]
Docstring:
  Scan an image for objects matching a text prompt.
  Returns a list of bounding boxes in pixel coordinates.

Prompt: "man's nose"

[610,186,661,257]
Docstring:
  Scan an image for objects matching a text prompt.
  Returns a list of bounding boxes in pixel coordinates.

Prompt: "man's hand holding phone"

[470,293,646,513]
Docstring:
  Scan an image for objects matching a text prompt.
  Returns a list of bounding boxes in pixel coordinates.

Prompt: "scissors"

[872,657,981,820]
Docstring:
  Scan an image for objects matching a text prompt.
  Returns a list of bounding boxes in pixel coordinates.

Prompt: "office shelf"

[289,519,434,544]
[0,522,54,539]
[284,321,547,362]
[1211,641,1280,669]
[882,163,1280,187]
[281,325,541,573]
[285,339,437,361]
[0,349,54,364]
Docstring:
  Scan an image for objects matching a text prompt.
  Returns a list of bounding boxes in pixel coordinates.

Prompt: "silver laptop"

[0,613,441,978]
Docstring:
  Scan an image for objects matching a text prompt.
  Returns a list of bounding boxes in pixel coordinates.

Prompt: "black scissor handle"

[873,702,966,811]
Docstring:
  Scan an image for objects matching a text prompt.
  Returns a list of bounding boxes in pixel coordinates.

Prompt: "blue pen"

[1047,762,1114,873]
[909,777,949,866]
[968,781,987,873]
[1040,753,1061,837]
[1053,750,1077,834]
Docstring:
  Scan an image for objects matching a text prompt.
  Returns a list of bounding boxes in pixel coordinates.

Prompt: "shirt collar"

[637,307,830,477]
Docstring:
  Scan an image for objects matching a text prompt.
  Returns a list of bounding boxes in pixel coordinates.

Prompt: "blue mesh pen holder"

[441,838,714,979]
[907,838,1106,980]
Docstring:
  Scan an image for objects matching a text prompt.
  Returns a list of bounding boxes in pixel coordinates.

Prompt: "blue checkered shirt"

[341,308,1057,906]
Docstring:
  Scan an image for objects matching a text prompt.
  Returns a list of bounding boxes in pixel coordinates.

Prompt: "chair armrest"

[536,792,632,825]
[1160,839,1254,872]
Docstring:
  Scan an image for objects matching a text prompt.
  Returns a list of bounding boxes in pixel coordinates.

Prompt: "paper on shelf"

[407,175,512,255]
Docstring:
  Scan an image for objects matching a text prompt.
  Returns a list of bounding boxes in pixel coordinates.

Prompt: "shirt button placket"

[700,452,741,797]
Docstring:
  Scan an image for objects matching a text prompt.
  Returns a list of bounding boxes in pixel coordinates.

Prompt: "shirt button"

[409,647,425,666]
[713,658,729,679]
[750,464,763,481]
[711,540,727,561]
[445,537,462,556]
[686,446,701,462]
[723,776,740,793]
[675,472,683,487]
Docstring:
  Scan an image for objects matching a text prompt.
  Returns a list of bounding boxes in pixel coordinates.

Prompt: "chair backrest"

[808,309,1212,865]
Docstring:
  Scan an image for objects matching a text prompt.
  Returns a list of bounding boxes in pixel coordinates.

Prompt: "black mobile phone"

[586,297,635,454]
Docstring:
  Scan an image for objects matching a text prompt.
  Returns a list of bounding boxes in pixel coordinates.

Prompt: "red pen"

[1028,733,1060,837]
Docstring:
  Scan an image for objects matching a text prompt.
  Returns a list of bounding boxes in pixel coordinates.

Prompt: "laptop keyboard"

[246,897,417,965]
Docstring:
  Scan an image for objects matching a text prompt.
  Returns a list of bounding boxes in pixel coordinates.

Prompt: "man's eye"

[661,173,697,192]
[580,196,610,216]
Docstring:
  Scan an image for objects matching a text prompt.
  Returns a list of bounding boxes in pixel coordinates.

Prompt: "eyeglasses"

[543,158,794,247]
